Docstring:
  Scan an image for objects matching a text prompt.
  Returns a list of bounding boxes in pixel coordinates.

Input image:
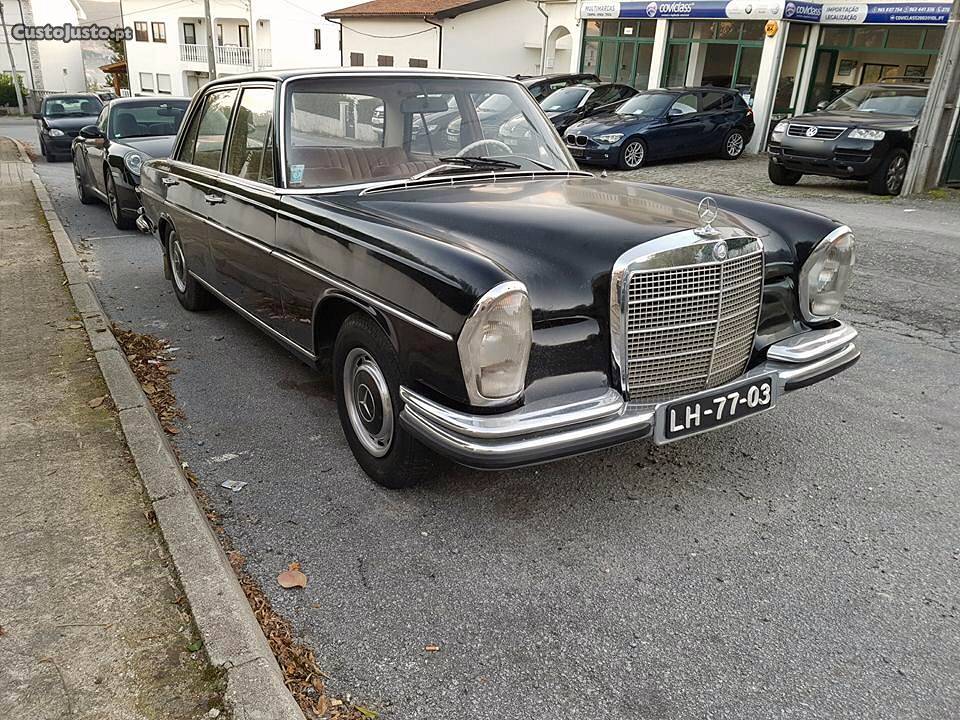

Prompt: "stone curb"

[11,138,306,720]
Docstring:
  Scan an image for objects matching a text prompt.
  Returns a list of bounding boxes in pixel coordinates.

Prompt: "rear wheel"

[105,173,135,229]
[167,228,215,311]
[333,313,443,489]
[720,129,746,160]
[768,161,802,186]
[868,148,909,196]
[618,138,646,170]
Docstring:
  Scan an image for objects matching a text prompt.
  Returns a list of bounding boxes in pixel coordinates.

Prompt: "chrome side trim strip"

[269,250,455,342]
[188,271,317,361]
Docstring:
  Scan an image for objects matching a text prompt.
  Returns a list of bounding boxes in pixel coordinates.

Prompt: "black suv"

[767,82,927,195]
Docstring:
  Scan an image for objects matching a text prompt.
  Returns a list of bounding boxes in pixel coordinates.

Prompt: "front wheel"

[618,138,646,170]
[167,228,215,311]
[720,129,746,160]
[868,148,909,196]
[768,161,802,186]
[73,156,95,205]
[333,313,444,489]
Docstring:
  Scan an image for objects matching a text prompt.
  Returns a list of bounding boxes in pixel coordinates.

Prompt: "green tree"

[104,35,128,92]
[0,73,26,108]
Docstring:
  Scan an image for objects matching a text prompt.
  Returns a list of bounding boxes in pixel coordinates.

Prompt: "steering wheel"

[457,138,513,157]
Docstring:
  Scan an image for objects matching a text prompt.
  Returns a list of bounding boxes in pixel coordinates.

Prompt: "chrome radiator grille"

[624,248,763,403]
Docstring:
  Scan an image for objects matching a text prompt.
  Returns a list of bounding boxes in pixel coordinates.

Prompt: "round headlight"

[457,281,532,405]
[124,152,143,175]
[800,227,856,322]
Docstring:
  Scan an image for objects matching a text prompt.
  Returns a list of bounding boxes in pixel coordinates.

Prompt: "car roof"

[202,67,512,89]
[857,82,928,92]
[521,72,597,85]
[44,93,102,99]
[109,96,191,105]
[661,86,740,93]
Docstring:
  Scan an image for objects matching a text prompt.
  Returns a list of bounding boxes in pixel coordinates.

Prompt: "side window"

[179,89,237,169]
[670,93,698,116]
[701,91,726,112]
[96,107,109,133]
[615,85,635,101]
[588,86,619,107]
[225,87,275,185]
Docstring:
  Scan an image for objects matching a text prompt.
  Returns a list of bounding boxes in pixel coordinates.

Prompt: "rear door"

[661,92,705,158]
[699,91,733,153]
[207,84,286,330]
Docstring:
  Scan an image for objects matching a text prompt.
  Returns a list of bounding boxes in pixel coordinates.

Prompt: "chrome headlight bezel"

[457,281,532,407]
[848,128,885,141]
[124,151,144,175]
[799,226,856,324]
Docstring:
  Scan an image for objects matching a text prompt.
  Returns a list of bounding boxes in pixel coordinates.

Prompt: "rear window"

[43,96,102,117]
[110,101,189,139]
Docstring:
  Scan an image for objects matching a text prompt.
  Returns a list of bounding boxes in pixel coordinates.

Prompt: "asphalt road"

[7,118,958,719]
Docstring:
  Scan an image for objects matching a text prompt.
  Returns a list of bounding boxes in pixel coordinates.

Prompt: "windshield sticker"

[290,164,304,185]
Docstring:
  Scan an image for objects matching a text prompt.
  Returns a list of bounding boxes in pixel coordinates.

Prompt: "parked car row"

[116,68,859,489]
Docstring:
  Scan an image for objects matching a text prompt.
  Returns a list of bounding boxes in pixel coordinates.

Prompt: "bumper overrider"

[399,322,859,470]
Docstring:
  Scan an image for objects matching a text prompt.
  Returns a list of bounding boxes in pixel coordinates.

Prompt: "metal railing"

[179,43,272,68]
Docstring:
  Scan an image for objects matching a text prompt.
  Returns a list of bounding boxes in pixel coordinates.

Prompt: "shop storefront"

[577,0,952,152]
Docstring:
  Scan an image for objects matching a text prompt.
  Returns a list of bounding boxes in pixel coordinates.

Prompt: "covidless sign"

[579,0,950,22]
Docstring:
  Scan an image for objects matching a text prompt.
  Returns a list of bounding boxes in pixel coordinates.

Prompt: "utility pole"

[902,0,960,194]
[203,0,217,81]
[0,0,26,115]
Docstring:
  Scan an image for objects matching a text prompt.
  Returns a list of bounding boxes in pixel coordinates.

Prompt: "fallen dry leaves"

[277,562,308,589]
[112,326,182,434]
[115,324,369,719]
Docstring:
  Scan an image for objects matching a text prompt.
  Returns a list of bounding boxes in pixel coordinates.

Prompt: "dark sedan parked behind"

[72,97,190,229]
[34,94,103,162]
[539,82,637,134]
[564,87,754,169]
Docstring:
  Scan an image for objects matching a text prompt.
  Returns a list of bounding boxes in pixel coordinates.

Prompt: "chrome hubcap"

[727,133,744,156]
[887,155,906,193]
[170,234,188,293]
[624,142,643,168]
[343,348,393,458]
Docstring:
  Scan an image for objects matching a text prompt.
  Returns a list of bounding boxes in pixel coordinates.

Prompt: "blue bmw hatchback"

[564,87,755,170]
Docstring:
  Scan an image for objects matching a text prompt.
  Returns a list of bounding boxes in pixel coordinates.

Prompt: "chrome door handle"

[203,194,225,205]
[161,177,178,186]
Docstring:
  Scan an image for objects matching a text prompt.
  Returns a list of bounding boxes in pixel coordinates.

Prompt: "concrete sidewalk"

[0,138,223,717]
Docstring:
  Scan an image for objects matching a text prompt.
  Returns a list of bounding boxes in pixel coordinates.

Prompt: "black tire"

[42,139,56,162]
[105,172,135,230]
[768,161,802,186]
[617,137,646,170]
[333,313,444,489]
[868,148,909,196]
[167,228,215,311]
[720,128,746,160]
[73,155,96,205]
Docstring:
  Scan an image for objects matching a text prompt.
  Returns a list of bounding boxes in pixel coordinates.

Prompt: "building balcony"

[179,44,272,68]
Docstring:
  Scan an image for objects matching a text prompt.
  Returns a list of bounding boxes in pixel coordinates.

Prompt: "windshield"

[616,93,673,117]
[110,100,190,139]
[827,86,927,117]
[540,87,589,113]
[43,96,102,117]
[283,76,576,189]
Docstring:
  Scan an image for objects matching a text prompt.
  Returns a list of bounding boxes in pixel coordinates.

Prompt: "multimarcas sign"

[579,0,952,23]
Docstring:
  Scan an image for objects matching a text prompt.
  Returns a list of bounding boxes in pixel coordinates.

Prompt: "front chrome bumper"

[399,322,860,470]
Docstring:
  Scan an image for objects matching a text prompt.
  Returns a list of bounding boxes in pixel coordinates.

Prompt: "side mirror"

[79,125,103,140]
[816,100,829,111]
[32,113,42,120]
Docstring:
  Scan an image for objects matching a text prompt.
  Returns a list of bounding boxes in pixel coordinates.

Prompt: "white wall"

[31,0,87,92]
[443,0,544,76]
[338,17,440,68]
[0,0,31,90]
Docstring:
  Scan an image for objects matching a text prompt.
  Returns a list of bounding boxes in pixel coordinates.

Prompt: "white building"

[121,0,349,97]
[326,0,581,77]
[0,0,88,94]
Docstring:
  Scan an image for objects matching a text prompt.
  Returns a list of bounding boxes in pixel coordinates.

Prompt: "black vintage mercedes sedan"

[72,97,190,229]
[768,83,927,195]
[136,69,859,488]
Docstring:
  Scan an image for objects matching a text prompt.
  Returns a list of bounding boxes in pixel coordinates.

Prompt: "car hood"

[320,176,778,320]
[119,135,177,158]
[790,109,918,131]
[44,115,99,131]
[567,113,657,135]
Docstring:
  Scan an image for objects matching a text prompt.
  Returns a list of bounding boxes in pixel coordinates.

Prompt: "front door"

[806,49,839,111]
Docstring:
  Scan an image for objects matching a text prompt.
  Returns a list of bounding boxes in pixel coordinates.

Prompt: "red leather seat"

[289,146,438,186]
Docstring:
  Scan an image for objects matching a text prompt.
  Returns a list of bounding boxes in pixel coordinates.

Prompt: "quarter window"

[134,22,148,42]
[701,91,727,112]
[178,89,237,169]
[225,87,276,185]
[151,22,166,43]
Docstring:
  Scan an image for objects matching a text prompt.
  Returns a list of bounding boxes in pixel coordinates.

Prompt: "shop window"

[923,27,945,50]
[665,45,689,86]
[886,27,923,49]
[671,22,693,39]
[637,22,656,39]
[585,20,601,37]
[740,22,765,41]
[786,23,807,44]
[716,21,739,40]
[599,42,617,81]
[620,21,637,37]
[600,20,619,36]
[821,27,852,47]
[861,63,899,84]
[634,44,654,90]
[582,41,599,76]
[615,43,633,84]
[853,27,886,49]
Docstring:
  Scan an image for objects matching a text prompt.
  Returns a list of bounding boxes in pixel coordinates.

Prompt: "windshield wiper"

[437,155,522,169]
